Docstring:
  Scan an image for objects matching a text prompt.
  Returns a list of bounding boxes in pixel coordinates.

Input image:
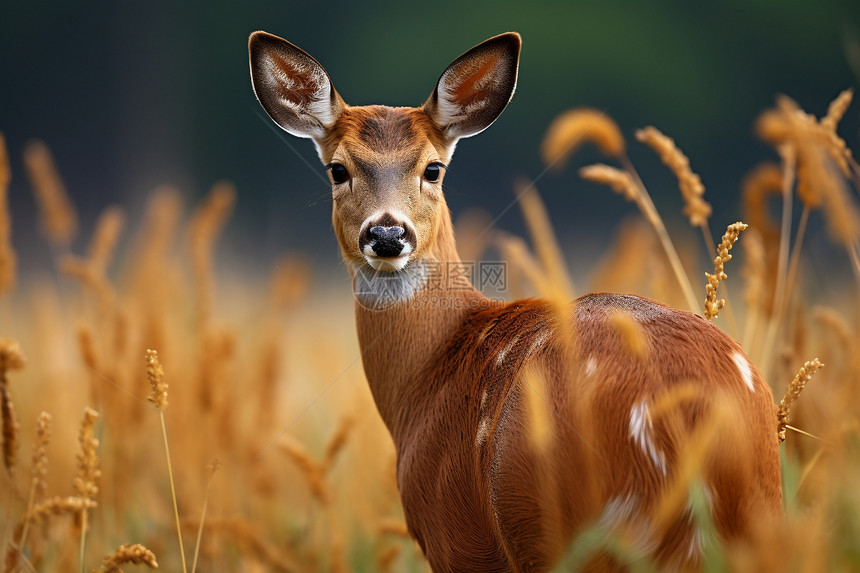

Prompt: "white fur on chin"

[364,254,411,272]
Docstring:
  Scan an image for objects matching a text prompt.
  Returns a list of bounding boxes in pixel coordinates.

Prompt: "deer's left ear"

[424,32,521,140]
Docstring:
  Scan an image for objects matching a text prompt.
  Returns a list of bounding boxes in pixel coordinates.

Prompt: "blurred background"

[2,3,860,570]
[2,0,858,284]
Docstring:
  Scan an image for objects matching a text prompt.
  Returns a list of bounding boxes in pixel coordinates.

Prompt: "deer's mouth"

[362,244,413,272]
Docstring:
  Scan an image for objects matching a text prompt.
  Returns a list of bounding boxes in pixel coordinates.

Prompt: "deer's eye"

[328,163,350,185]
[423,163,444,183]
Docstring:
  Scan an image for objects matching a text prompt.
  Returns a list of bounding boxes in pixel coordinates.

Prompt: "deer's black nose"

[370,226,405,241]
[368,226,405,257]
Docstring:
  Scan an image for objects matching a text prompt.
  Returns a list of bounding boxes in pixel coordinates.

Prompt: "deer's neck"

[351,212,485,440]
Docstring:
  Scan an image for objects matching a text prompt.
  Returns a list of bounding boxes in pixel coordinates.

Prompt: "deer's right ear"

[249,31,344,141]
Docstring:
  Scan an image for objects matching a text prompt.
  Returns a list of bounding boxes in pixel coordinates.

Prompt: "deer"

[248,31,783,572]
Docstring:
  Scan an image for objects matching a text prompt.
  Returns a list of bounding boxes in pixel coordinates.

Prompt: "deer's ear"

[424,32,521,140]
[249,31,345,141]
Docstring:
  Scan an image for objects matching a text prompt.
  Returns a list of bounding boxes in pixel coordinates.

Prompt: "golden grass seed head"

[23,139,78,245]
[541,107,626,169]
[0,339,26,375]
[23,495,98,525]
[704,222,747,320]
[777,358,824,443]
[2,386,19,475]
[145,349,168,411]
[579,163,640,202]
[32,411,52,498]
[0,339,25,475]
[757,93,855,214]
[74,407,101,501]
[635,126,712,227]
[98,543,159,571]
[88,205,126,275]
[821,88,853,132]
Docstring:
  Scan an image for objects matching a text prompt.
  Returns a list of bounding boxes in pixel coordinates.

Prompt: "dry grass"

[777,358,824,444]
[96,543,158,572]
[22,140,77,247]
[608,310,647,358]
[541,107,626,168]
[0,90,859,572]
[704,222,747,320]
[0,339,25,476]
[0,133,16,295]
[635,126,712,228]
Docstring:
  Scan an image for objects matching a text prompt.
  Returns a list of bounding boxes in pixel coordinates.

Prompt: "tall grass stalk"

[191,460,219,573]
[17,478,36,566]
[160,411,187,573]
[620,154,699,313]
[760,148,796,377]
[79,511,87,573]
[783,205,811,311]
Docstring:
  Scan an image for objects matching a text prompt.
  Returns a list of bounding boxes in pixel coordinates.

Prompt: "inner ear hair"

[249,31,345,140]
[424,32,521,140]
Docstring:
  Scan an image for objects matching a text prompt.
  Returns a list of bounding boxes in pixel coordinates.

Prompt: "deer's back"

[398,293,782,572]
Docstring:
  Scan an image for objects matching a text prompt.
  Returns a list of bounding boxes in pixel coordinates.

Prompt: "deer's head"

[249,32,520,278]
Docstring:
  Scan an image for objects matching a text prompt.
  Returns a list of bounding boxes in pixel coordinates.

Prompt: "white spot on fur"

[476,416,491,447]
[496,334,521,366]
[527,329,551,356]
[629,399,666,475]
[732,351,755,392]
[480,391,489,411]
[585,357,597,377]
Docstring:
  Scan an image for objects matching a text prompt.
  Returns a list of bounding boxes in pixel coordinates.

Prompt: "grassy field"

[1,91,859,571]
